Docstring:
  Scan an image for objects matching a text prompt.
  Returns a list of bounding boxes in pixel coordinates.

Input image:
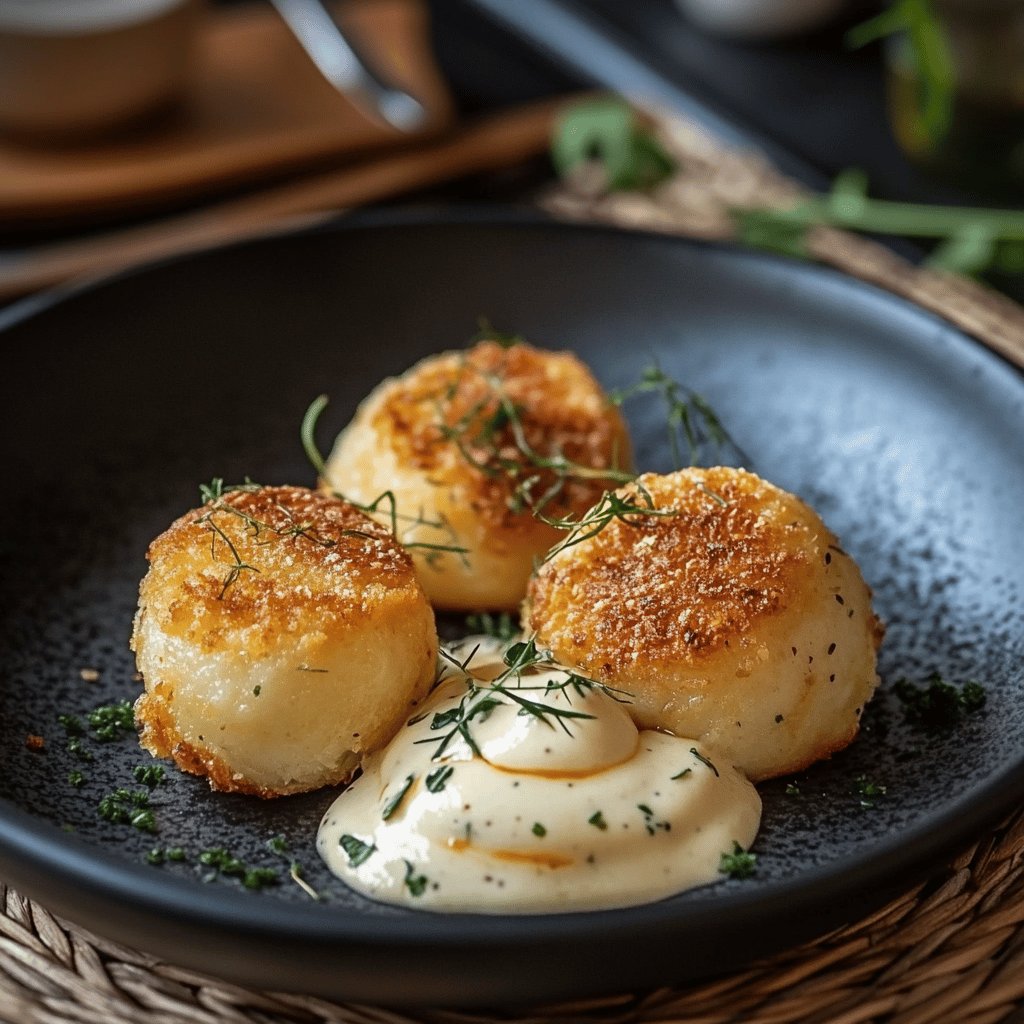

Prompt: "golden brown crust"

[133,485,435,797]
[142,485,420,659]
[369,340,632,532]
[526,467,864,679]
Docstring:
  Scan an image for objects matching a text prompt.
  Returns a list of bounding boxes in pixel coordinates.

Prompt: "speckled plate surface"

[1,211,1023,1007]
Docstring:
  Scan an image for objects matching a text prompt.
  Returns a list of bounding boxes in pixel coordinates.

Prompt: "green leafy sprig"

[416,639,628,763]
[846,0,954,148]
[432,360,634,519]
[538,482,675,564]
[612,365,747,469]
[301,395,469,567]
[552,97,677,191]
[735,169,1024,276]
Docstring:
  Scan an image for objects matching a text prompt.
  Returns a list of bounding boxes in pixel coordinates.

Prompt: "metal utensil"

[269,0,427,132]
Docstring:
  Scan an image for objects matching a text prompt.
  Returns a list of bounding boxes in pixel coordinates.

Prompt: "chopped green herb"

[199,848,246,876]
[532,822,547,837]
[67,770,85,788]
[425,766,454,793]
[66,738,93,762]
[132,763,166,788]
[58,714,84,737]
[588,811,608,831]
[893,674,986,732]
[719,841,757,880]
[690,747,719,777]
[960,681,987,712]
[403,860,429,897]
[266,834,289,856]
[785,782,801,797]
[146,846,186,865]
[242,868,279,891]
[637,804,671,836]
[98,789,156,833]
[253,685,262,697]
[670,768,692,781]
[381,775,415,821]
[339,834,376,867]
[855,775,888,810]
[87,701,135,742]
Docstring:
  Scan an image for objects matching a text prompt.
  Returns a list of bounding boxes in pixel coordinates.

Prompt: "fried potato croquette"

[132,485,437,797]
[323,340,632,611]
[524,467,884,781]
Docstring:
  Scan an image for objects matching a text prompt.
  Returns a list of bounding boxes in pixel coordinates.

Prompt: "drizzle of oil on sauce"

[317,640,761,913]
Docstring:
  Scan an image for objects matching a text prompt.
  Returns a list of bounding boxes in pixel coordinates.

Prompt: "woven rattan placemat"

[3,107,1024,1024]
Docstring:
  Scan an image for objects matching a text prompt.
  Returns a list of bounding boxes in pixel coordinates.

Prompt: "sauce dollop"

[317,643,761,912]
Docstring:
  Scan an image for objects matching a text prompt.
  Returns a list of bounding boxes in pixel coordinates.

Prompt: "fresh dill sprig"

[417,639,629,762]
[194,479,349,599]
[300,395,469,567]
[612,364,747,469]
[433,361,633,519]
[194,507,261,600]
[538,482,675,564]
[198,477,263,505]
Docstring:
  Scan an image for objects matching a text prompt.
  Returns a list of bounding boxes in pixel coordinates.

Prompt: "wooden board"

[0,0,454,227]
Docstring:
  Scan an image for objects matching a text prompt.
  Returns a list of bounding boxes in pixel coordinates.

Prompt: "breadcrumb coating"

[525,468,884,780]
[326,340,632,610]
[133,486,437,797]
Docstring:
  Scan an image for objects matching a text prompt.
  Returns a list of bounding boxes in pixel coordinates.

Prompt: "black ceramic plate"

[1,211,1023,1008]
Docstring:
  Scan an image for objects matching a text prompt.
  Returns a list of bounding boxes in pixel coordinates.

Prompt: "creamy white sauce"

[317,642,761,913]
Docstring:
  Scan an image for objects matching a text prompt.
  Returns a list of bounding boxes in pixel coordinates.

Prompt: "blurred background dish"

[674,0,847,40]
[0,0,203,140]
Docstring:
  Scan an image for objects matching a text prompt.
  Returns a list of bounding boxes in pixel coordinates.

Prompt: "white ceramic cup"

[0,0,203,140]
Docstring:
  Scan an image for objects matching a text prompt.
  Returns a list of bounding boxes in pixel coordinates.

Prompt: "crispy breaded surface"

[324,340,632,610]
[132,486,437,797]
[525,468,884,781]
